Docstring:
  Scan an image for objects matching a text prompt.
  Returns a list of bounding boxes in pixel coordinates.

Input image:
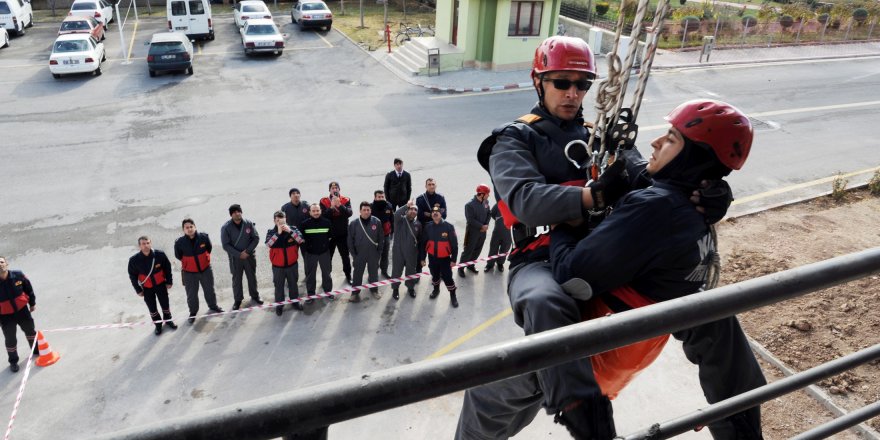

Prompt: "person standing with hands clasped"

[0,256,38,372]
[458,184,491,277]
[300,203,334,301]
[320,182,353,284]
[266,211,305,316]
[348,202,385,302]
[128,237,178,336]
[371,190,395,279]
[383,158,412,211]
[221,204,263,310]
[420,206,459,308]
[174,218,224,325]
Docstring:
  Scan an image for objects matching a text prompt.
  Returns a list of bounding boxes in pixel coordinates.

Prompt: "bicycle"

[394,22,435,46]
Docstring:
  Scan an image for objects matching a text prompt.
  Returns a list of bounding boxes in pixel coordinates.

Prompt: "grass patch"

[330,4,435,45]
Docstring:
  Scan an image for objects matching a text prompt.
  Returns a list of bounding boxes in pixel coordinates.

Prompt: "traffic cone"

[34,331,60,367]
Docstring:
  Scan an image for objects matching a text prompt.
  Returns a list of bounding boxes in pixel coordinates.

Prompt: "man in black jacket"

[420,207,459,308]
[458,184,491,277]
[415,178,447,225]
[174,218,223,324]
[0,256,38,372]
[266,211,304,316]
[300,204,334,301]
[128,236,178,335]
[320,182,354,284]
[220,204,263,310]
[371,190,394,279]
[383,158,412,211]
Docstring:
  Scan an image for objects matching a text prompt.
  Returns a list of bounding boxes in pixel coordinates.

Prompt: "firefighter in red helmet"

[457,184,492,277]
[460,36,742,440]
[550,99,765,440]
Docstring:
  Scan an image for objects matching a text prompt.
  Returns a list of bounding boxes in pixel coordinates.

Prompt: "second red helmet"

[476,184,491,195]
[665,99,753,171]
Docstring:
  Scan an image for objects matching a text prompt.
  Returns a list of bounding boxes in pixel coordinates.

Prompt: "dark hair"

[229,204,242,215]
[425,178,435,185]
[394,158,403,165]
[328,181,340,190]
[359,201,371,209]
[182,218,195,228]
[137,236,150,244]
[374,189,384,196]
[274,210,286,219]
[289,188,300,196]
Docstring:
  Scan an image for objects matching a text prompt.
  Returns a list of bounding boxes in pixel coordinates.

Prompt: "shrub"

[742,15,758,27]
[681,15,701,32]
[817,12,829,24]
[596,1,609,16]
[853,8,868,24]
[869,170,880,196]
[780,14,794,28]
[831,173,848,202]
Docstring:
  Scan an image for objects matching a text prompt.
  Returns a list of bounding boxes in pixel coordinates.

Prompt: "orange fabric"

[0,294,29,314]
[138,269,166,289]
[181,252,211,273]
[583,286,669,400]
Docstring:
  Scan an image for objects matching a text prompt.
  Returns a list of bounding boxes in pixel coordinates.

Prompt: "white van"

[167,0,214,41]
[0,0,33,37]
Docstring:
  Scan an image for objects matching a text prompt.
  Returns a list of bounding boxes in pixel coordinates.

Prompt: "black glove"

[693,179,733,224]
[588,157,629,210]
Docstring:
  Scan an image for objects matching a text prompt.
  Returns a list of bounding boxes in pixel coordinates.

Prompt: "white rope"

[630,0,671,120]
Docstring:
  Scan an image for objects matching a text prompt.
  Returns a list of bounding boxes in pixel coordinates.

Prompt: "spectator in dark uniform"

[420,206,459,308]
[300,204,334,302]
[127,236,178,335]
[220,204,263,310]
[282,188,310,279]
[320,182,353,285]
[383,158,412,211]
[174,218,224,324]
[371,190,394,279]
[265,211,304,316]
[458,184,492,277]
[484,203,512,273]
[390,201,422,300]
[0,256,38,372]
[415,178,447,225]
[348,202,385,302]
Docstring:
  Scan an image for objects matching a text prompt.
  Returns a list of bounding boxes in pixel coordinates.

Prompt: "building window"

[508,1,543,36]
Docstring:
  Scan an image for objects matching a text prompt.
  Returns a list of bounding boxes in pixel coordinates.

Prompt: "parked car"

[239,18,283,56]
[68,0,113,28]
[49,33,105,78]
[291,0,331,31]
[0,0,33,37]
[58,15,105,41]
[0,27,8,48]
[167,0,214,41]
[233,0,271,28]
[147,32,193,77]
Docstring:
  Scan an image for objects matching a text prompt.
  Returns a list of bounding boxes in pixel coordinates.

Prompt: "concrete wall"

[558,14,646,63]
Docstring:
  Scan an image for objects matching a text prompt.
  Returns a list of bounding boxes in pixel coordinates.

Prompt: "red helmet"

[532,36,597,78]
[475,184,491,195]
[665,100,753,170]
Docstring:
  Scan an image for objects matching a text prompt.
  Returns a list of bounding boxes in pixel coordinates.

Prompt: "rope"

[630,0,671,120]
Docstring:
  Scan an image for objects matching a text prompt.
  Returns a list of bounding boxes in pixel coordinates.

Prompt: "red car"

[58,15,105,41]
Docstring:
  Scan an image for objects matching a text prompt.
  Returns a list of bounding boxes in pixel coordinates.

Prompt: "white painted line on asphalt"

[126,20,139,62]
[427,87,532,99]
[316,31,333,48]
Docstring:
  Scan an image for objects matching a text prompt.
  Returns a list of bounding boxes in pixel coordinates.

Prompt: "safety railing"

[94,247,880,440]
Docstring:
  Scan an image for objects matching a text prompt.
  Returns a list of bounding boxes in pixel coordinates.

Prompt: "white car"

[68,0,113,28]
[233,1,271,28]
[49,33,105,78]
[291,1,332,31]
[239,18,283,56]
[1,27,8,48]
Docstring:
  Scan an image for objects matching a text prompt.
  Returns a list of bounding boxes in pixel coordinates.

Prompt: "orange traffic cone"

[34,331,60,367]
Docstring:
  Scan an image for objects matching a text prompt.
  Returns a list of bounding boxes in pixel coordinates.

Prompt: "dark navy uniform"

[266,227,304,307]
[320,195,353,281]
[384,170,412,210]
[371,199,394,276]
[421,218,458,300]
[416,192,447,225]
[128,250,175,328]
[484,204,512,271]
[174,232,221,317]
[300,216,333,296]
[459,196,491,271]
[0,270,37,368]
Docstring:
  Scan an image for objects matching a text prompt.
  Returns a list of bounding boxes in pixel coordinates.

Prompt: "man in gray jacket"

[390,200,422,300]
[220,204,263,310]
[457,184,492,277]
[347,201,385,302]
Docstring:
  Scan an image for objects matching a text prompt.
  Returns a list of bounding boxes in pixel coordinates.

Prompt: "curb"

[653,52,880,70]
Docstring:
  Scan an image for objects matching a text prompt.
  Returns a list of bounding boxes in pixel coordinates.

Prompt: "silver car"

[291,0,332,31]
[239,18,283,56]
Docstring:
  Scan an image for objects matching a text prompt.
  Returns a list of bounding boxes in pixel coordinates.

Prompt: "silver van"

[0,0,33,36]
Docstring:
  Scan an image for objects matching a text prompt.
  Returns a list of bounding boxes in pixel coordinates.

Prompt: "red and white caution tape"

[4,337,38,440]
[43,252,511,333]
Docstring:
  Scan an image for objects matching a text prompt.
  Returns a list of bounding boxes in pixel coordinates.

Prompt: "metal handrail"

[95,247,880,440]
[792,400,880,440]
[623,343,880,439]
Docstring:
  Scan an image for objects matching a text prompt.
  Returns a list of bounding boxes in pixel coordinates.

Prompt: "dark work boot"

[392,287,399,300]
[232,301,242,311]
[467,266,478,274]
[457,267,466,277]
[154,323,163,336]
[275,305,284,316]
[553,396,616,440]
[429,285,440,299]
[484,265,494,272]
[450,292,459,308]
[9,363,19,373]
[165,321,178,330]
[350,291,361,303]
[407,287,416,298]
[251,296,264,305]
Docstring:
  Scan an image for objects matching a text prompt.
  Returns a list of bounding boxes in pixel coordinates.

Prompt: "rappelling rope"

[630,0,671,120]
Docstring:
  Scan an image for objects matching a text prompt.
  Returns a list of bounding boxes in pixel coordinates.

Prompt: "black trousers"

[1,308,37,364]
[143,285,172,323]
[329,235,351,277]
[428,256,456,292]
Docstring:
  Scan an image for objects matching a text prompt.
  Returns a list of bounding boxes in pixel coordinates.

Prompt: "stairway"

[385,36,464,76]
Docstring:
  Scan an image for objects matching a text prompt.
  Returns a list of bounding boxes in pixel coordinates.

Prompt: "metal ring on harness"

[564,139,591,170]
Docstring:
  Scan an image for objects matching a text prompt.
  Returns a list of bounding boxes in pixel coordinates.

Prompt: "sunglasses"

[542,78,592,92]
